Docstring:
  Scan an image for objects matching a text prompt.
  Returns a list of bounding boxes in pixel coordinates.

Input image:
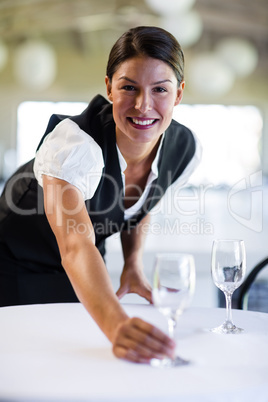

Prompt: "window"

[173,104,262,186]
[17,101,87,167]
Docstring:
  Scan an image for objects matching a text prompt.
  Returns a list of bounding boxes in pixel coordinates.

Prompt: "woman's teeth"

[131,118,155,126]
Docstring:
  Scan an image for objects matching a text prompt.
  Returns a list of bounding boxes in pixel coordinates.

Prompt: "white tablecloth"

[0,303,267,402]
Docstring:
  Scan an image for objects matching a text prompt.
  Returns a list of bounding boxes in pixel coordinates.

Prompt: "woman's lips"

[128,117,158,129]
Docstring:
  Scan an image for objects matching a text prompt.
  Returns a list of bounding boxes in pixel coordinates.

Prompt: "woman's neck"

[116,133,162,167]
[116,134,162,209]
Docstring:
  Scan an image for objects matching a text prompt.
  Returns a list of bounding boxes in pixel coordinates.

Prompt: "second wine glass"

[151,253,195,368]
[211,239,246,334]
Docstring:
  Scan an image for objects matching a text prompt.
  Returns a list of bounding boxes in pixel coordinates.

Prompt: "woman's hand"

[112,316,176,364]
[116,264,152,303]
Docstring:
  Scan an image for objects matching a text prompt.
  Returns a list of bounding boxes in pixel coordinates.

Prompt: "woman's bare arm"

[43,175,175,363]
[117,214,152,303]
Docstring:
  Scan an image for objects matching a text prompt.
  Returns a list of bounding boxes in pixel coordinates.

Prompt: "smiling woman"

[0,26,201,364]
[104,55,186,210]
[106,56,184,149]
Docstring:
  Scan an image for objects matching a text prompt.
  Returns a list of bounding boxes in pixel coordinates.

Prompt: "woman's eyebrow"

[152,79,173,85]
[118,76,173,85]
[118,76,137,83]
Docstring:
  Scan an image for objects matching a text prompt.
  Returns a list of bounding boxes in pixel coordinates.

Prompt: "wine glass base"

[150,355,190,368]
[210,323,244,335]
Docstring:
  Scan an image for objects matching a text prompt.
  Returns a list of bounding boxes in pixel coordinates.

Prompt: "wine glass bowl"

[151,253,195,368]
[211,239,246,334]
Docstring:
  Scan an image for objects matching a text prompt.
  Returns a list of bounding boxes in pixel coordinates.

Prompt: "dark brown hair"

[106,26,184,85]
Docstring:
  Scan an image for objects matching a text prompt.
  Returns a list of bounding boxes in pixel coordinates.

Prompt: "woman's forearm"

[43,176,128,342]
[62,240,128,343]
[117,214,152,302]
[121,213,151,267]
[61,233,175,364]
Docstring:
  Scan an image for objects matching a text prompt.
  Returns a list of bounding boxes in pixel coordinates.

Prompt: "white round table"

[0,303,267,401]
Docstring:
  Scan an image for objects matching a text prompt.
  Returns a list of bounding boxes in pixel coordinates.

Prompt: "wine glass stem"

[168,317,176,339]
[225,292,234,327]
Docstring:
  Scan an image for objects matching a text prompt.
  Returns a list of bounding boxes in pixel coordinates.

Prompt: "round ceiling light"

[188,53,235,97]
[13,40,57,91]
[145,0,196,15]
[215,37,258,77]
[161,9,203,48]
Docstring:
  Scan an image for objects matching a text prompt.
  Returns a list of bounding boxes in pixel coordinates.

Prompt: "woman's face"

[105,56,184,146]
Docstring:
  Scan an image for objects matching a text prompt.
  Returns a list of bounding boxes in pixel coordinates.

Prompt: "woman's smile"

[127,117,158,129]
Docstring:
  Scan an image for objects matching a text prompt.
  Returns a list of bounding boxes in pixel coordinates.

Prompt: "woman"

[0,26,200,363]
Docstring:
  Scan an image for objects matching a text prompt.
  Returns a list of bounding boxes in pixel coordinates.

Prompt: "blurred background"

[0,0,267,307]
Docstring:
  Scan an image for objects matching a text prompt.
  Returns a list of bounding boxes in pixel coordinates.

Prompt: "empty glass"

[211,239,246,334]
[151,253,195,367]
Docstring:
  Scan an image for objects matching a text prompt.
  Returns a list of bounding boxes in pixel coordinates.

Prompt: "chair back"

[237,257,268,312]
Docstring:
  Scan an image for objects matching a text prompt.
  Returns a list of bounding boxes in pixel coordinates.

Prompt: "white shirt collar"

[116,132,165,181]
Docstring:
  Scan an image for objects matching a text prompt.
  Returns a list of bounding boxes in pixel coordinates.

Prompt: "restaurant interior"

[0,0,267,309]
[0,2,268,401]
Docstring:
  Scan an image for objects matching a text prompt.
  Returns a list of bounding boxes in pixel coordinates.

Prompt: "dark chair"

[237,257,268,312]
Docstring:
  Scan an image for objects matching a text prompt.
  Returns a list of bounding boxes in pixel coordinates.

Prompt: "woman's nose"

[134,92,152,113]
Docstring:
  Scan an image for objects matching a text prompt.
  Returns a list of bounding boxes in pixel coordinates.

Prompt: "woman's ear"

[174,81,185,106]
[105,76,113,102]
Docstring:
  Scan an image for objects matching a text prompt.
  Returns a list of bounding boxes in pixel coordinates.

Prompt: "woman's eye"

[122,85,136,91]
[153,87,167,93]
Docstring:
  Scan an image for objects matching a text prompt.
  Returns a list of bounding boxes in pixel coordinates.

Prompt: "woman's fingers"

[135,284,153,304]
[117,282,152,303]
[112,317,176,363]
[123,320,171,354]
[115,283,128,299]
[116,269,153,303]
[114,345,153,364]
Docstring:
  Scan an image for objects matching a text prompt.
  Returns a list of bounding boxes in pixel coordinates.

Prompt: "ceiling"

[0,0,267,69]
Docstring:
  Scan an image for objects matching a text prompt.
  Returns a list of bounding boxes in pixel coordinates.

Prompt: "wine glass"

[211,239,246,334]
[151,253,195,368]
